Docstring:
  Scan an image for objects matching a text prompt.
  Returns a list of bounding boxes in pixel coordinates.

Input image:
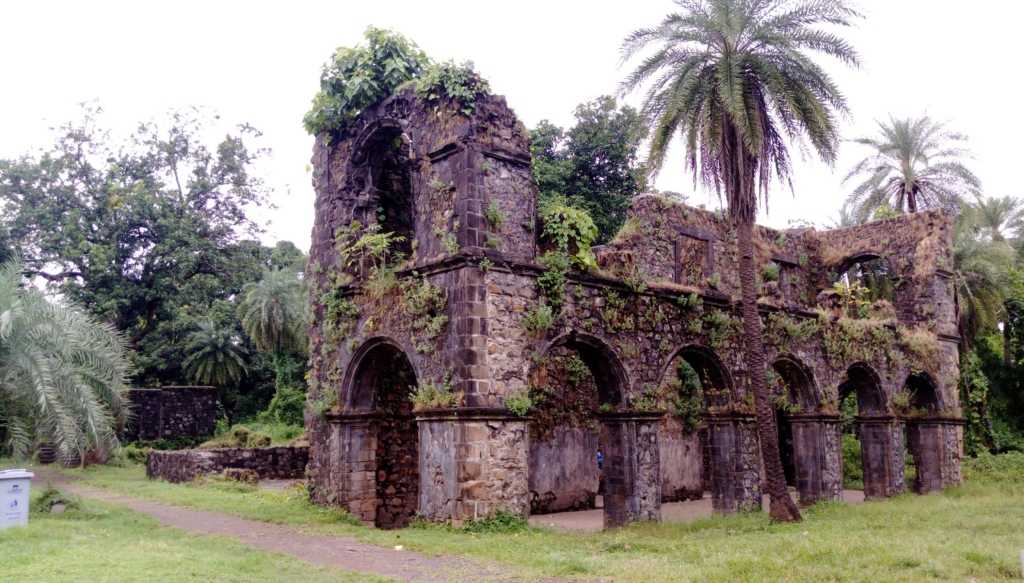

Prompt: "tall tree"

[0,258,130,463]
[0,105,273,385]
[182,319,248,388]
[621,0,862,521]
[842,115,981,220]
[531,96,649,243]
[239,268,308,423]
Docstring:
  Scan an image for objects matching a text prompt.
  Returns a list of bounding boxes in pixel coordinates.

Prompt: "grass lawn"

[0,491,394,583]
[34,460,1024,582]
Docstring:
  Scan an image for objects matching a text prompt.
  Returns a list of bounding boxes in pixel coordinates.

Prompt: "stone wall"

[146,446,308,484]
[659,418,704,502]
[124,386,218,442]
[528,427,599,514]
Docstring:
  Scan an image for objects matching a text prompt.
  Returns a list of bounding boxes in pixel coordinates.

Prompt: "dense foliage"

[0,258,130,463]
[303,27,491,135]
[0,108,310,424]
[531,96,649,243]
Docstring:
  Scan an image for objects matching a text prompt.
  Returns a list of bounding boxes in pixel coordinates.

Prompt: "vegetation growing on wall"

[303,27,491,135]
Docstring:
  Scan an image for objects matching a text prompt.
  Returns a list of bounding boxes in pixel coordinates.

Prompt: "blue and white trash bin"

[0,469,34,528]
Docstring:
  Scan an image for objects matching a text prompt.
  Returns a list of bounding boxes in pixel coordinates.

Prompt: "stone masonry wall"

[147,446,308,484]
[125,386,217,443]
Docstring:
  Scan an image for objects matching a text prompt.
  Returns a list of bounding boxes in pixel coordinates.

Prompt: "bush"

[842,434,863,489]
[109,443,150,467]
[34,484,81,513]
[460,510,530,534]
[963,451,1024,485]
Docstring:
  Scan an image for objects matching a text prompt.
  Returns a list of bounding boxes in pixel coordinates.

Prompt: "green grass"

[0,490,394,583]
[49,462,1024,582]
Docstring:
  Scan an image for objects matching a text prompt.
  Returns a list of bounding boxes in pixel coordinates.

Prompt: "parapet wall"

[146,446,309,484]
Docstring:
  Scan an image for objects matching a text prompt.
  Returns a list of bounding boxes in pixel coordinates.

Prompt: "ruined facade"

[304,88,964,528]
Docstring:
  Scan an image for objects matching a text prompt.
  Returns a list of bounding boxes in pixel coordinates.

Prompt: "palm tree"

[239,268,308,421]
[0,258,130,463]
[843,115,981,221]
[951,208,1012,452]
[621,0,862,521]
[182,319,247,387]
[970,196,1023,364]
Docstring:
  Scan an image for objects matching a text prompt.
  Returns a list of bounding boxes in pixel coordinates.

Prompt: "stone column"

[324,412,379,524]
[856,415,906,499]
[905,417,965,494]
[704,412,762,513]
[416,408,530,526]
[597,411,665,528]
[785,413,843,505]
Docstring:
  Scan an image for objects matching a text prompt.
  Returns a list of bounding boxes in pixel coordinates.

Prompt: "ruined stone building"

[303,88,965,529]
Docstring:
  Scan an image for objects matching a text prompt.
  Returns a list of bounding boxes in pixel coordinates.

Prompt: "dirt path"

[29,471,569,583]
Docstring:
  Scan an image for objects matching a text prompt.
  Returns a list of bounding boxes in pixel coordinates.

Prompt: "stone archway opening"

[839,363,903,499]
[903,373,945,494]
[348,343,420,529]
[769,357,840,504]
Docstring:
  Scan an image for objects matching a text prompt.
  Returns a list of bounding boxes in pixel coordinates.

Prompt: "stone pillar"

[597,411,665,528]
[704,412,762,513]
[416,408,530,526]
[905,417,965,494]
[856,415,906,499]
[325,412,378,524]
[785,414,842,505]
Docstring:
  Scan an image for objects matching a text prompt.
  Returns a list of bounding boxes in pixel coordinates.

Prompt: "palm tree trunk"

[1003,323,1011,365]
[736,220,802,522]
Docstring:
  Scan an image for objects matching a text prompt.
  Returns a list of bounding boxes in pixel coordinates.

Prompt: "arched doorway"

[769,356,841,504]
[346,341,420,528]
[839,363,904,499]
[528,333,658,527]
[903,372,946,494]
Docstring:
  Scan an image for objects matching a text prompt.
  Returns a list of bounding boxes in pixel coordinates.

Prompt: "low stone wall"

[146,446,309,484]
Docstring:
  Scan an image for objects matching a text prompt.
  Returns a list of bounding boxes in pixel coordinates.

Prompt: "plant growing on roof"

[303,26,429,135]
[621,0,862,521]
[414,60,492,116]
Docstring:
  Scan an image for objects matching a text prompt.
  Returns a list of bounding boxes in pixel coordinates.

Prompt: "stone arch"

[905,371,942,412]
[770,354,819,412]
[839,362,905,499]
[835,252,897,307]
[341,338,420,528]
[544,332,629,407]
[664,344,734,408]
[902,371,948,494]
[349,119,416,260]
[839,362,887,415]
[769,355,841,503]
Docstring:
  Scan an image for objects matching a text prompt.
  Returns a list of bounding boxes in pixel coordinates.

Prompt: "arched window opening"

[357,129,416,264]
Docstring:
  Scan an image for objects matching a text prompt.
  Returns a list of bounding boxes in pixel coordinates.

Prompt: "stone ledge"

[415,407,532,422]
[146,446,309,484]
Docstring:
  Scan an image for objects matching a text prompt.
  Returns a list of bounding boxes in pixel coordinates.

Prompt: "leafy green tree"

[531,96,649,243]
[843,115,982,220]
[182,319,248,387]
[621,0,862,521]
[303,26,429,134]
[0,106,273,387]
[239,268,308,424]
[0,258,130,463]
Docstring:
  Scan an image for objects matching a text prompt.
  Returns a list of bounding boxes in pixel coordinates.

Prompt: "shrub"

[522,301,556,338]
[963,451,1024,485]
[504,386,533,416]
[485,201,506,230]
[460,510,529,534]
[411,369,460,411]
[34,485,81,514]
[842,434,863,489]
[762,262,780,282]
[540,203,598,268]
[414,59,492,116]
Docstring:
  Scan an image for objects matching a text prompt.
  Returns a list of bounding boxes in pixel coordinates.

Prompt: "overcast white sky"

[2,0,1019,250]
